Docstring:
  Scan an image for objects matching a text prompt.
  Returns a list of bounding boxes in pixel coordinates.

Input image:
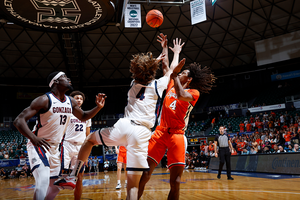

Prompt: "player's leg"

[126,122,153,200]
[33,163,50,200]
[46,144,63,200]
[116,162,123,189]
[166,134,187,200]
[124,163,127,187]
[54,119,126,189]
[168,166,184,200]
[27,143,51,200]
[74,170,84,200]
[138,158,157,199]
[138,130,166,199]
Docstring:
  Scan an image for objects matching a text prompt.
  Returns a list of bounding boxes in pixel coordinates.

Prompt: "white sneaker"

[116,183,122,189]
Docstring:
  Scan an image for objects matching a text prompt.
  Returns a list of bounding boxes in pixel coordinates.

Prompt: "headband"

[49,72,65,88]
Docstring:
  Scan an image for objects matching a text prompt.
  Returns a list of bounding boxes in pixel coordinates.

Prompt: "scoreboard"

[188,137,207,145]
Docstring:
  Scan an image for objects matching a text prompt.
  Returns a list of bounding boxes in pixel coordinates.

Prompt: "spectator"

[236,139,245,155]
[227,123,233,132]
[208,141,214,155]
[211,117,216,129]
[239,121,245,133]
[201,120,205,126]
[292,144,299,152]
[192,146,198,154]
[231,148,237,155]
[252,138,258,153]
[263,112,268,118]
[0,168,8,179]
[246,122,252,132]
[204,143,209,156]
[262,146,270,154]
[4,152,9,159]
[250,148,257,154]
[103,159,109,173]
[241,149,249,155]
[286,144,293,152]
[15,164,22,178]
[0,142,5,148]
[278,145,286,153]
[271,145,279,153]
[284,131,292,145]
[199,152,207,168]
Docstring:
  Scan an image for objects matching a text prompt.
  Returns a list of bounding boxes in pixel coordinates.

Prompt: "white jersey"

[64,114,91,144]
[124,76,169,129]
[31,92,73,144]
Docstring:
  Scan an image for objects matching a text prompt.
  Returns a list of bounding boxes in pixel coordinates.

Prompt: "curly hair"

[186,63,216,94]
[70,91,85,101]
[130,52,160,85]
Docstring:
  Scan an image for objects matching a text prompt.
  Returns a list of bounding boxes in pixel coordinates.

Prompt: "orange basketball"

[146,9,163,28]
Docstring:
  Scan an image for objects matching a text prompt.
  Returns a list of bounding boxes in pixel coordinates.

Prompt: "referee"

[214,125,234,180]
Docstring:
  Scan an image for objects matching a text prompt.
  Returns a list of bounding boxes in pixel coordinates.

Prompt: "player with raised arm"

[138,35,216,200]
[13,72,106,200]
[54,37,186,200]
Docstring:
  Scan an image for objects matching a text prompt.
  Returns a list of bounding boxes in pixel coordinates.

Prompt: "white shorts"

[27,142,61,178]
[95,118,151,172]
[61,141,82,170]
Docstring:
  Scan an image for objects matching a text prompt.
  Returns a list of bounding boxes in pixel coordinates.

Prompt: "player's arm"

[72,93,106,121]
[86,127,91,137]
[157,33,169,75]
[164,38,185,78]
[172,75,195,102]
[13,95,51,151]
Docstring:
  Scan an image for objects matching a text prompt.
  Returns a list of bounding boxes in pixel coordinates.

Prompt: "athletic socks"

[117,180,121,184]
[71,160,84,177]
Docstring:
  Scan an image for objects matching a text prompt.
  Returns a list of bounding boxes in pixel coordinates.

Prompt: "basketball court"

[1,168,299,200]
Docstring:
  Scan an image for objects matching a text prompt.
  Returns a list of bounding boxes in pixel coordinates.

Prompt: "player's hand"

[156,53,166,63]
[171,58,186,78]
[169,38,185,54]
[116,149,119,154]
[215,153,218,158]
[157,33,168,48]
[31,136,50,152]
[95,93,107,109]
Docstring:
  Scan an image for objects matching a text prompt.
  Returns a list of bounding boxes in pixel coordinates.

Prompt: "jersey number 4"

[136,87,146,100]
[60,115,67,125]
[169,100,177,110]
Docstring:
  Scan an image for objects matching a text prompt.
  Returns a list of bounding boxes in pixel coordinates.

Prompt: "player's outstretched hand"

[171,58,186,78]
[157,33,168,48]
[156,53,166,63]
[169,38,185,54]
[96,93,107,109]
[31,136,50,152]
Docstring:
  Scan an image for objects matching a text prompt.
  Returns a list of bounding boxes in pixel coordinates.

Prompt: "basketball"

[146,9,164,28]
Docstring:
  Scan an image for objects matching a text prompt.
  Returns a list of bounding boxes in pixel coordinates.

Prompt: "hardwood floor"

[0,168,299,199]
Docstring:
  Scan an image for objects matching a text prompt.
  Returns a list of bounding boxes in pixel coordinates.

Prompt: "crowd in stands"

[0,139,28,160]
[186,109,300,161]
[230,110,300,155]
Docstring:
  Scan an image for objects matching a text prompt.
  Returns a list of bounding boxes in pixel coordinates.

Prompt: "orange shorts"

[147,129,187,169]
[117,151,127,164]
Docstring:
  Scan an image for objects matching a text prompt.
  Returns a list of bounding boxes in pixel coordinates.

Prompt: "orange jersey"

[159,80,200,132]
[119,146,127,153]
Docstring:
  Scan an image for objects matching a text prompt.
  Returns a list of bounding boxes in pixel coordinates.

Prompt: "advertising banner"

[248,104,285,113]
[208,103,239,112]
[209,153,300,174]
[271,70,300,81]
